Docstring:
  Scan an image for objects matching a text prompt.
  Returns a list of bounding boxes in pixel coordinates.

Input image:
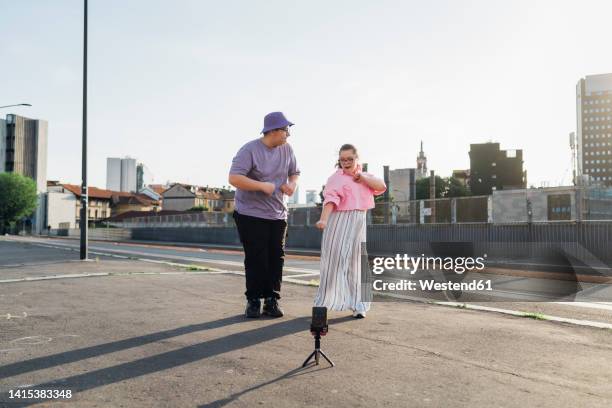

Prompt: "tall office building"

[576,73,612,186]
[106,158,121,190]
[1,114,49,234]
[1,114,48,193]
[106,157,137,192]
[136,162,154,191]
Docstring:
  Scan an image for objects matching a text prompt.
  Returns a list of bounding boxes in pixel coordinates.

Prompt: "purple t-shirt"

[229,138,300,220]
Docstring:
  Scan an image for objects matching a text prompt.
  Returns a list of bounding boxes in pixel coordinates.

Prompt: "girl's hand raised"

[315,220,327,230]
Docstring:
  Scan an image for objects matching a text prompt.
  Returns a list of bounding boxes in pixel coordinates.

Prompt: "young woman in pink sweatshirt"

[314,144,386,318]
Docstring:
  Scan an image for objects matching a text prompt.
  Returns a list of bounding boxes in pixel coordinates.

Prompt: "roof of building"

[61,184,133,199]
[111,194,159,206]
[162,183,235,200]
[147,184,170,195]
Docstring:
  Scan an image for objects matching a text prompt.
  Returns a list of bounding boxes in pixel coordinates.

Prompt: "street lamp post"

[80,0,88,260]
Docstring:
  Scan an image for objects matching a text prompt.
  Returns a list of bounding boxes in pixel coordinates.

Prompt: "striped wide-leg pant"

[314,209,370,313]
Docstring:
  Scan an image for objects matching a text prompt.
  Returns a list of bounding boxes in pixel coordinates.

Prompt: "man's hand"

[280,181,297,196]
[260,182,276,196]
[315,220,327,230]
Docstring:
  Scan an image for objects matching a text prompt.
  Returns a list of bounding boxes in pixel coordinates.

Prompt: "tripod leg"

[318,349,335,367]
[315,350,320,365]
[302,350,317,367]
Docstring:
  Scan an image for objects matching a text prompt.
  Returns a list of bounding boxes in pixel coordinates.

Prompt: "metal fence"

[105,187,612,229]
[50,221,612,271]
[111,222,612,269]
[113,211,233,229]
[371,196,490,224]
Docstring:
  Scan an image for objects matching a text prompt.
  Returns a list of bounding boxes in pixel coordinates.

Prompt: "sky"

[2,0,612,200]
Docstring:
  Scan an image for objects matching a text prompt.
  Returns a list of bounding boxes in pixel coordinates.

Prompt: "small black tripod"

[302,328,335,367]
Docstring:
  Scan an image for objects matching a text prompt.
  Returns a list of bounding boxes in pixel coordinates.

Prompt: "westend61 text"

[372,279,493,292]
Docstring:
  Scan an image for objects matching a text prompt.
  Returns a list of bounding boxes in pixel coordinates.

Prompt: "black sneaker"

[262,297,284,318]
[245,298,261,318]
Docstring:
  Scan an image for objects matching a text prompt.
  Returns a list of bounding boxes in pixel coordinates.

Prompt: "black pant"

[233,211,288,300]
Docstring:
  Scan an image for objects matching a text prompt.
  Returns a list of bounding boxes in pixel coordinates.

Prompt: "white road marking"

[20,239,318,274]
[553,301,612,312]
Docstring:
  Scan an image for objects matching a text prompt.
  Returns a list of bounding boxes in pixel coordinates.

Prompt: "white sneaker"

[352,310,366,319]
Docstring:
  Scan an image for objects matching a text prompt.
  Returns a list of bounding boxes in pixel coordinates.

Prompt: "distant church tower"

[416,141,428,179]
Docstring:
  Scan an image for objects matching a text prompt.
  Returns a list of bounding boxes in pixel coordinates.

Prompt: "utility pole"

[80,0,88,260]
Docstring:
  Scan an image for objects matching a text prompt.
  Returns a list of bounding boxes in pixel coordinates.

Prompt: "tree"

[415,176,447,200]
[0,173,38,232]
[446,177,471,198]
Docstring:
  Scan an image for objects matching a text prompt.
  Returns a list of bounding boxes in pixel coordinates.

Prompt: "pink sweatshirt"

[322,166,386,211]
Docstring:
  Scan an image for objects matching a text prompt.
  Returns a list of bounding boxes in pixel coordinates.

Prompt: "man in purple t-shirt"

[228,112,300,318]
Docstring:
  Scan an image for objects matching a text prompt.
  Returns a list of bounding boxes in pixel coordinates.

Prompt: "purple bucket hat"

[261,112,294,134]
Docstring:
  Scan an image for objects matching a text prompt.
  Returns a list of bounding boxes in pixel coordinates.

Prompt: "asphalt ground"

[0,240,611,407]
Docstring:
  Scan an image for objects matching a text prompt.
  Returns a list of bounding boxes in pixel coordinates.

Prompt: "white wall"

[492,187,577,223]
[45,191,77,229]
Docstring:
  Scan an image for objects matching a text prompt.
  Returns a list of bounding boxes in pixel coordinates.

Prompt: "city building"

[138,186,162,202]
[106,157,137,192]
[469,142,526,195]
[575,73,612,186]
[221,190,236,213]
[1,114,48,234]
[389,168,416,202]
[111,194,160,215]
[1,114,48,192]
[41,183,78,229]
[51,183,117,225]
[136,163,154,191]
[416,141,428,180]
[305,189,318,205]
[161,183,234,212]
[148,184,169,196]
